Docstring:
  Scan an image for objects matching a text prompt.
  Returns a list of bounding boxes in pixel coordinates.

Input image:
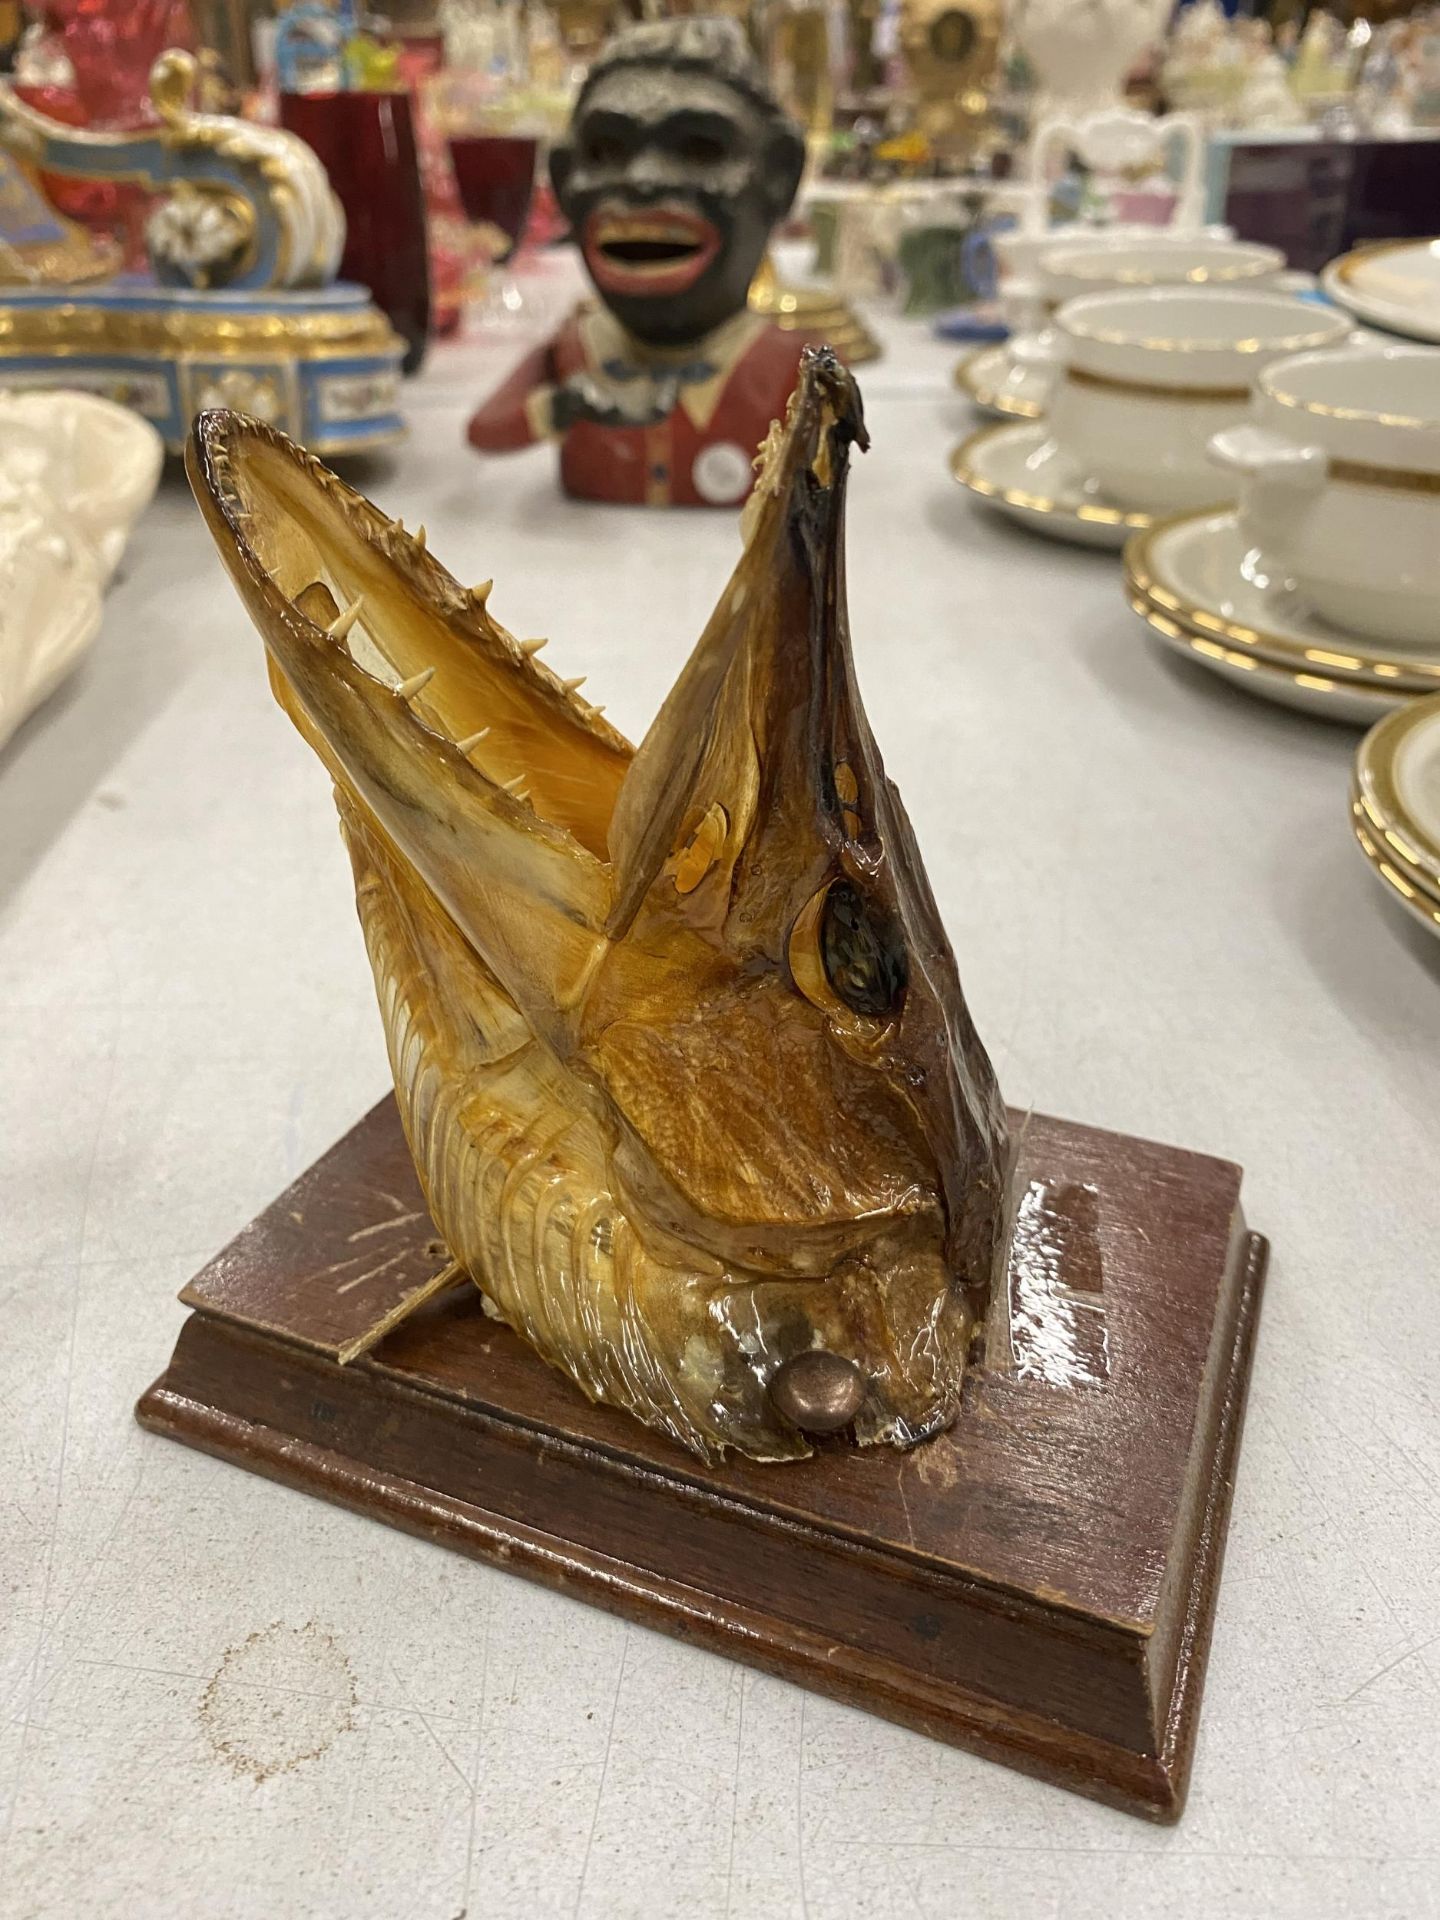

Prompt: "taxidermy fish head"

[188,350,1010,1463]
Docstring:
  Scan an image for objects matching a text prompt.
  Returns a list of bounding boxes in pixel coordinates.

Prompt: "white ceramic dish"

[992,221,1234,331]
[1351,694,1440,941]
[1047,288,1353,516]
[1038,238,1285,307]
[954,343,1049,420]
[1122,509,1426,722]
[0,389,163,749]
[1124,508,1440,692]
[950,420,1150,549]
[1208,343,1440,649]
[1322,238,1440,346]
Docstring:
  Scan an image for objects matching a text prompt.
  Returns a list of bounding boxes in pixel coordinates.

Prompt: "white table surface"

[3,272,1438,1920]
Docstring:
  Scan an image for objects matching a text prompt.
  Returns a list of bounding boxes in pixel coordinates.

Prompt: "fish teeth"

[327,596,365,642]
[520,638,547,657]
[414,523,427,552]
[561,675,587,693]
[454,727,491,755]
[395,667,436,701]
[500,773,527,794]
[471,580,493,608]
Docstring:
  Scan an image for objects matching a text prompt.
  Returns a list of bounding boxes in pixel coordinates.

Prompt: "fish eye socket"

[820,880,907,1018]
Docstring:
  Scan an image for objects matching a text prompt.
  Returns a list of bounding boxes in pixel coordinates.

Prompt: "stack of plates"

[1352,695,1440,941]
[1122,510,1440,723]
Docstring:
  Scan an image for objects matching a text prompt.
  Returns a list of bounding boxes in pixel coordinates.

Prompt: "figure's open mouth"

[582,204,720,298]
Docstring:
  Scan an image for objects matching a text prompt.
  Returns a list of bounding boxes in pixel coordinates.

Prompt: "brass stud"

[769,1351,866,1435]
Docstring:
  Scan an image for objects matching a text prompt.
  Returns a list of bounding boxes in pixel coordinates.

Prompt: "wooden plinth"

[137,1098,1266,1821]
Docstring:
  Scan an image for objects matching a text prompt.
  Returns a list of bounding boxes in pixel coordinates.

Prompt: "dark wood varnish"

[137,1098,1267,1820]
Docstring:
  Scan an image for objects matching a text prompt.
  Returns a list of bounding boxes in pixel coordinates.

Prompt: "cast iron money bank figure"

[467,16,809,507]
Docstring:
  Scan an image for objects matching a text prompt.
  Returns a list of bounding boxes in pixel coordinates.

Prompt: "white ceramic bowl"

[1048,288,1353,514]
[1209,343,1440,648]
[1038,239,1286,308]
[992,223,1231,329]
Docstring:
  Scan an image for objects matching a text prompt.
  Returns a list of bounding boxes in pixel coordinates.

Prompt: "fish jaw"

[186,361,1010,1465]
[186,409,620,1047]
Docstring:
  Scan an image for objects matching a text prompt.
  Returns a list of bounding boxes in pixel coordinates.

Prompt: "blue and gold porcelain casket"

[0,50,404,455]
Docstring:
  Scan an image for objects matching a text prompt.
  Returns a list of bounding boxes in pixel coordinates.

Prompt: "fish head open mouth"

[187,349,1010,1462]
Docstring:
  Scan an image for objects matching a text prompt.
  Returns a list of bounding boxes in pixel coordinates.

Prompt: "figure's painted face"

[552,66,804,348]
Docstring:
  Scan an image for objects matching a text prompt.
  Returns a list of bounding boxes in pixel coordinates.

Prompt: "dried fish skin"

[187,349,1009,1463]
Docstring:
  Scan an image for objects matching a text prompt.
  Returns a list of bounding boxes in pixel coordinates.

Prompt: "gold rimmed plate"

[1124,585,1402,723]
[1351,797,1440,939]
[1351,694,1440,938]
[950,421,1151,550]
[1123,509,1440,719]
[1322,237,1440,345]
[954,344,1046,421]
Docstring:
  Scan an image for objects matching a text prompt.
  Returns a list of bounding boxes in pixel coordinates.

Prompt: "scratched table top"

[3,256,1438,1920]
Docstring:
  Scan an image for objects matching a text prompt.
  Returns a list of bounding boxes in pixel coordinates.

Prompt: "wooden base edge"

[136,1227,1266,1824]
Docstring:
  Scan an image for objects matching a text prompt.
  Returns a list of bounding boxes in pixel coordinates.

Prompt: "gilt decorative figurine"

[192,349,1011,1461]
[466,16,814,508]
[0,49,404,453]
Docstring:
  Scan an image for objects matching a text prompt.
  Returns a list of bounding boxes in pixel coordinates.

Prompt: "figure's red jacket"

[466,305,808,507]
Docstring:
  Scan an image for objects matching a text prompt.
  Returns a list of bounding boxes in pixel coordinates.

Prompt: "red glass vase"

[448,134,539,256]
[280,89,432,374]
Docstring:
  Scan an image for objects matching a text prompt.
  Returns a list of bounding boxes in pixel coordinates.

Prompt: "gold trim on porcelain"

[1264,379,1438,434]
[1352,805,1440,933]
[1050,259,1274,289]
[1065,365,1252,404]
[950,426,1151,530]
[1332,235,1440,293]
[1124,585,1396,708]
[1353,692,1440,889]
[1351,793,1440,902]
[1328,457,1440,494]
[953,349,1044,420]
[0,302,404,362]
[1061,319,1344,354]
[1123,511,1440,690]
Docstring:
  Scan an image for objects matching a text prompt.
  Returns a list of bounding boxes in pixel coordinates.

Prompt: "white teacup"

[1208,344,1440,648]
[993,223,1233,331]
[1038,239,1286,311]
[1047,288,1353,515]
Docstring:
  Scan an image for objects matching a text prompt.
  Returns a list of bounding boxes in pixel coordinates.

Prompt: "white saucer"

[1352,694,1440,939]
[1323,238,1440,345]
[950,422,1151,550]
[1123,509,1440,722]
[954,343,1049,421]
